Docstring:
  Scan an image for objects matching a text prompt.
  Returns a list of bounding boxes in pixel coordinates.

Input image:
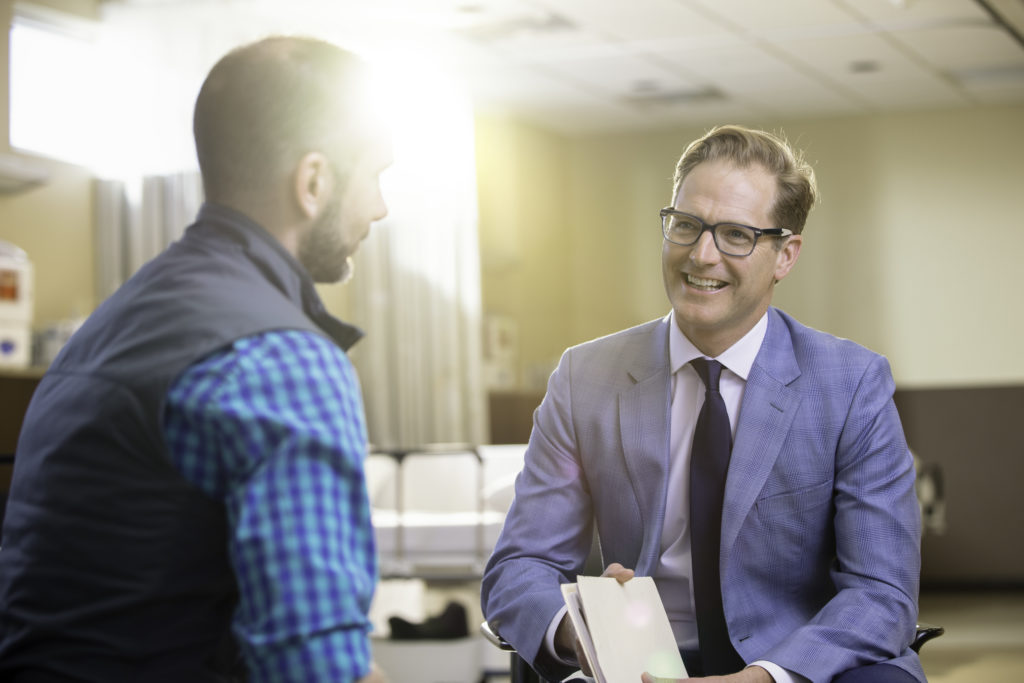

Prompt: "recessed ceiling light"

[631,79,660,94]
[849,60,881,74]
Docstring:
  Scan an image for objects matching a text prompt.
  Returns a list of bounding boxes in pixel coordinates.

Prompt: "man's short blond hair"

[672,124,818,235]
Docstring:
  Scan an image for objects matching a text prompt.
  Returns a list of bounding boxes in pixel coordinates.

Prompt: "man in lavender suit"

[482,125,923,683]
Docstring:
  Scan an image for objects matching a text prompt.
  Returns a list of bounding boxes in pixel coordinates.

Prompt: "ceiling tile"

[955,64,1024,103]
[893,24,1024,72]
[531,0,726,41]
[965,78,1024,103]
[839,0,990,28]
[651,42,819,93]
[441,1,610,59]
[630,98,764,127]
[94,0,1024,135]
[849,74,969,109]
[686,0,858,35]
[742,84,866,118]
[772,30,928,78]
[460,63,594,108]
[356,0,548,32]
[511,100,647,134]
[539,50,705,99]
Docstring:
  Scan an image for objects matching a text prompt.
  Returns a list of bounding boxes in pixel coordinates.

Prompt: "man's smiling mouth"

[686,274,728,291]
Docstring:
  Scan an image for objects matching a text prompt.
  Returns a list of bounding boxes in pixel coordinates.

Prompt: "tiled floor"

[918,590,1024,683]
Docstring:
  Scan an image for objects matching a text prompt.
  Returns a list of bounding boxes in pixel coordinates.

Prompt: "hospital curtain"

[348,152,488,449]
[93,172,203,302]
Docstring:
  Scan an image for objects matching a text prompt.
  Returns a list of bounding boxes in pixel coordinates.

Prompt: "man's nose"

[689,228,720,264]
[374,190,389,222]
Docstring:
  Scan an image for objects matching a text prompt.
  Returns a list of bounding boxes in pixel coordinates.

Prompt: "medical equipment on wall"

[0,240,33,368]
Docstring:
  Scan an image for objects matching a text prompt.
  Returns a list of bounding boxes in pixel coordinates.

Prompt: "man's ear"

[293,151,332,219]
[773,234,803,283]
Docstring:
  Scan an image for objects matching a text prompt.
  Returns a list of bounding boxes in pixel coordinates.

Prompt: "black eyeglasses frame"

[659,207,793,257]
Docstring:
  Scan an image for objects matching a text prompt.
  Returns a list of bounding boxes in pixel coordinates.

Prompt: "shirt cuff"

[750,660,810,683]
[544,604,577,665]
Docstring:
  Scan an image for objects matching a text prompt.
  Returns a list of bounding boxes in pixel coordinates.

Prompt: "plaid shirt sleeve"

[164,329,377,682]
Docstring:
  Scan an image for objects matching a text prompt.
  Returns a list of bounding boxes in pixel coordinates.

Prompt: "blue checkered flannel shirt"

[164,329,377,682]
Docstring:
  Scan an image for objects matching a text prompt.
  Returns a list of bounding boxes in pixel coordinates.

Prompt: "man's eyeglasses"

[660,208,793,257]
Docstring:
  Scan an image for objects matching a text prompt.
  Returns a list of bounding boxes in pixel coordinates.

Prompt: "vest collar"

[192,202,364,351]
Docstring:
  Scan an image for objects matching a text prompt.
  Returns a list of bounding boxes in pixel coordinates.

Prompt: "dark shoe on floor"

[389,601,469,640]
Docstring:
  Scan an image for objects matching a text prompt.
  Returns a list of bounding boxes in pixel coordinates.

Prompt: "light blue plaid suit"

[482,307,925,683]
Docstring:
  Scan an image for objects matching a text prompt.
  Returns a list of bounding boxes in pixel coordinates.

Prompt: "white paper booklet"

[561,576,687,682]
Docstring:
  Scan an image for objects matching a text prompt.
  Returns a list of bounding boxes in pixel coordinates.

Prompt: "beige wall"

[475,114,574,389]
[858,107,1024,387]
[0,164,95,326]
[477,104,1024,389]
[0,0,97,327]
[735,108,1024,388]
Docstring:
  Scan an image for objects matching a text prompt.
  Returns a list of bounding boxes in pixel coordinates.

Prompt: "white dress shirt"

[655,309,766,650]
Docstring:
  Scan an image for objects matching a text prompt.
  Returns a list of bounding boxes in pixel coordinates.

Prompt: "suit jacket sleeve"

[481,346,595,681]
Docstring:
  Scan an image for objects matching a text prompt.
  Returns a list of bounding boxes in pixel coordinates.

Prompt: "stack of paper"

[561,576,687,682]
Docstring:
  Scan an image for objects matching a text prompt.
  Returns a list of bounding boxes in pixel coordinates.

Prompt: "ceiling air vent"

[623,85,727,108]
[950,64,1024,86]
[455,10,576,43]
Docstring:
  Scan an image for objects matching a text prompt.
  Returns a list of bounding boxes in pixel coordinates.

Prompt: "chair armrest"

[912,623,945,653]
[480,621,516,652]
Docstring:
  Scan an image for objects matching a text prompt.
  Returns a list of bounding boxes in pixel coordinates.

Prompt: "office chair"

[480,620,945,683]
[0,453,13,543]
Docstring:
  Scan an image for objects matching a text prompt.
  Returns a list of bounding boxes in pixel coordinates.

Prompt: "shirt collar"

[668,310,768,381]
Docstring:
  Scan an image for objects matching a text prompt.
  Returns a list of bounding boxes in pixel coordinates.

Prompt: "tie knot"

[691,358,724,392]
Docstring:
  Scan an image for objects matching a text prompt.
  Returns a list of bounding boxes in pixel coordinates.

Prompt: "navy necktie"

[689,358,745,674]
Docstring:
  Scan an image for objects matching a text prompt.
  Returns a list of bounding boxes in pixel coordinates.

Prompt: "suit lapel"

[721,309,802,555]
[619,317,672,574]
